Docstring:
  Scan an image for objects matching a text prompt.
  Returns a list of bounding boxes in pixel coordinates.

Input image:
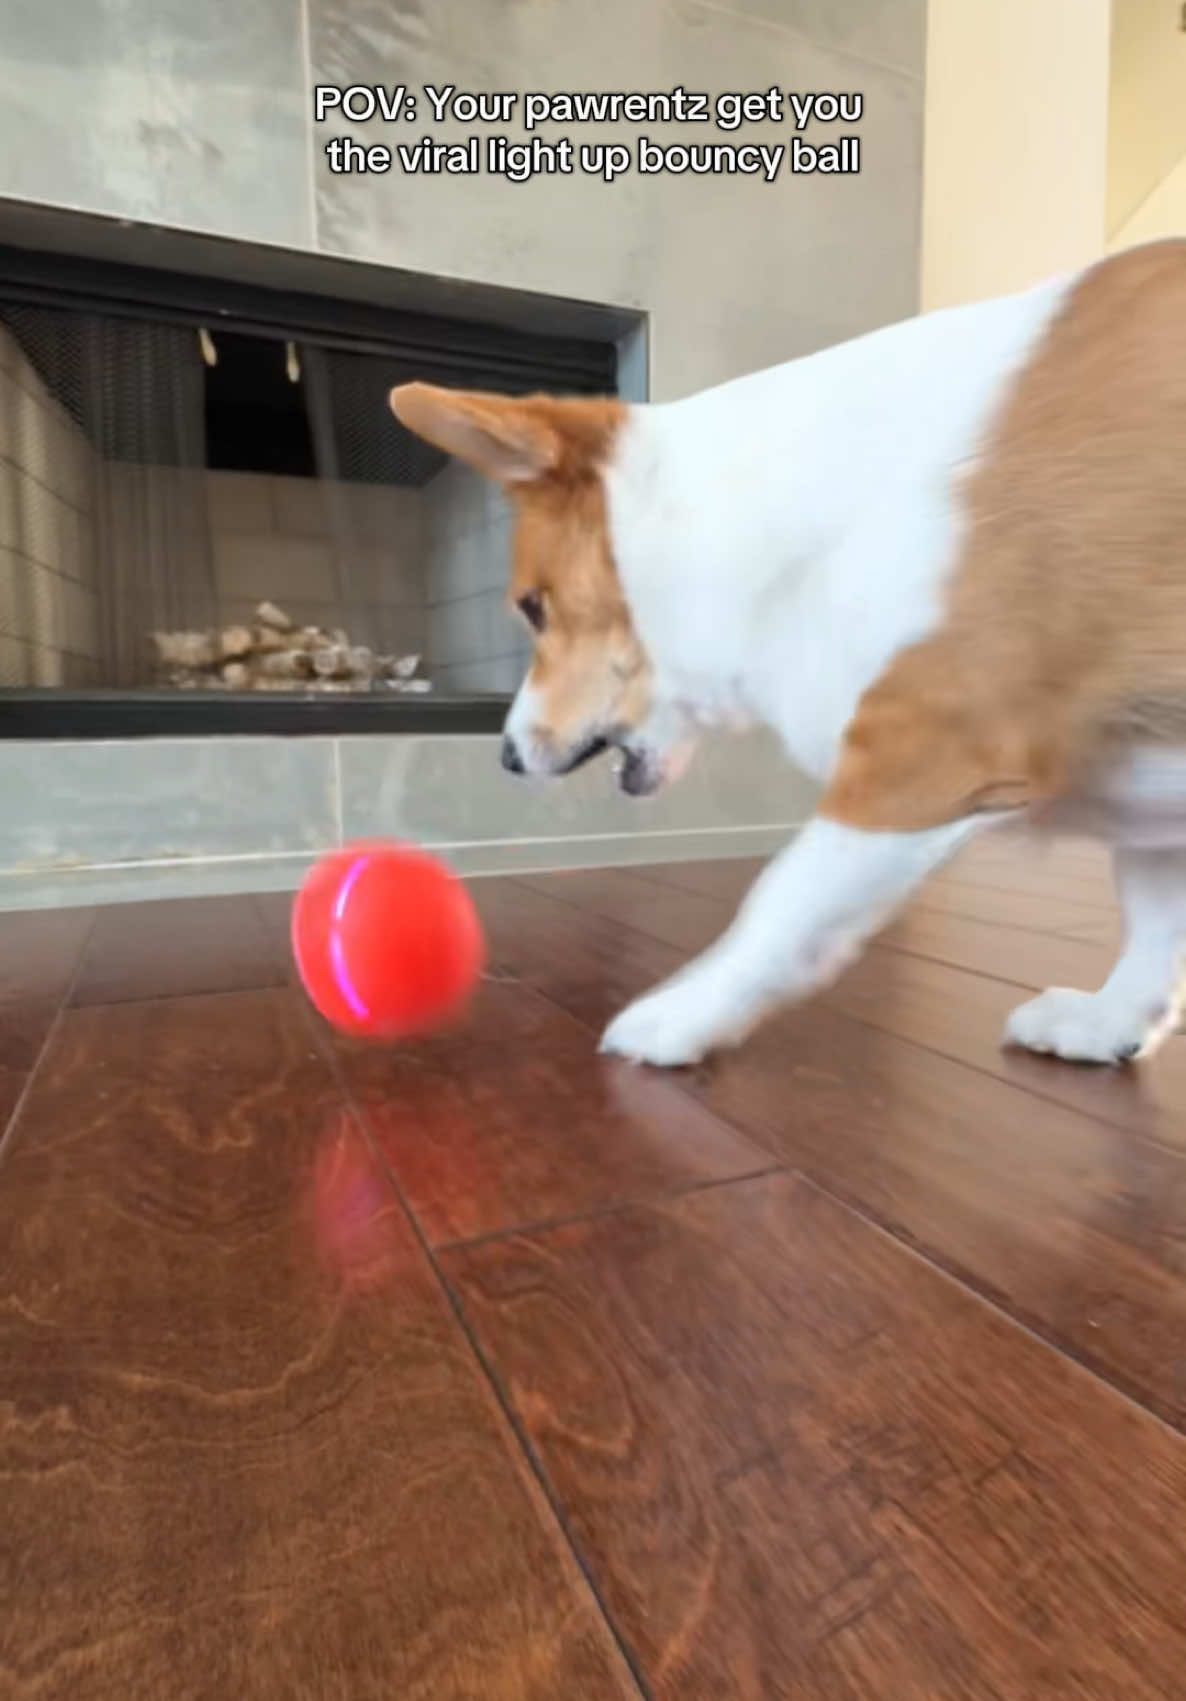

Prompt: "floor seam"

[578,865,1096,992]
[792,1170,1186,1445]
[482,902,1186,1431]
[436,1161,787,1257]
[539,861,1117,957]
[0,909,98,1166]
[298,998,655,1701]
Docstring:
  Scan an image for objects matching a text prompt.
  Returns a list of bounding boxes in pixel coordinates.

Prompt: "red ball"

[291,841,484,1040]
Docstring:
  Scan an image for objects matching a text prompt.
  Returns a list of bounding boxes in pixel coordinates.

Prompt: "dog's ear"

[389,383,560,484]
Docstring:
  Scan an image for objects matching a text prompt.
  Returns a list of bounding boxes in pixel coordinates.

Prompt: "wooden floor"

[5,836,1186,1697]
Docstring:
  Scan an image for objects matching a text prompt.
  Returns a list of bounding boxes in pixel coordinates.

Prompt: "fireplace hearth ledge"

[0,726,810,910]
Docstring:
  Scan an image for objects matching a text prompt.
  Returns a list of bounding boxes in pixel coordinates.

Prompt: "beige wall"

[1110,149,1186,247]
[1108,0,1186,248]
[1107,0,1186,239]
[921,0,1112,311]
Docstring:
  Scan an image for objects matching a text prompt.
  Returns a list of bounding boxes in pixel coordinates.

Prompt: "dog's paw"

[1003,987,1156,1064]
[600,977,745,1068]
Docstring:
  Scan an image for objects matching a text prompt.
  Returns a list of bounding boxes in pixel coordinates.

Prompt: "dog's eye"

[517,591,545,632]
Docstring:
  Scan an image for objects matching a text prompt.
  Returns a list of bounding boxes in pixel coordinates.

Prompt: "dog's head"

[389,382,693,795]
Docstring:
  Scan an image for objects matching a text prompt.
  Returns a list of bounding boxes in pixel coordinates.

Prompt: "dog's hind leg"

[599,814,984,1067]
[1005,847,1186,1064]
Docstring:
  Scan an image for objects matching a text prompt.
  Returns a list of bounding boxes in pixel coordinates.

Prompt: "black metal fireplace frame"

[0,232,624,740]
[0,688,508,740]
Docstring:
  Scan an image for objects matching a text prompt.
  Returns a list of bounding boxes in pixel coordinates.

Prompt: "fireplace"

[0,242,622,738]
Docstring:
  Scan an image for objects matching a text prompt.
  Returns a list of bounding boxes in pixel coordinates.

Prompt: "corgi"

[390,239,1186,1070]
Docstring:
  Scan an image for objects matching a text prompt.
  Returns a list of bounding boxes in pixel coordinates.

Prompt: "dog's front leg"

[600,816,982,1067]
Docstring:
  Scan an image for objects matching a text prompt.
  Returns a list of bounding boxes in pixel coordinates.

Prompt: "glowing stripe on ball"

[328,854,372,1023]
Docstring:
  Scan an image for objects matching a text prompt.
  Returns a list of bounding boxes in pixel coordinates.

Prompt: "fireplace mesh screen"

[0,288,615,702]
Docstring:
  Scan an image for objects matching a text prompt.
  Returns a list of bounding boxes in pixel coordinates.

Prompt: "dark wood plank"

[70,894,288,1006]
[326,974,770,1247]
[631,859,1119,989]
[0,988,637,1701]
[0,905,93,1007]
[472,874,685,1039]
[0,905,92,1139]
[1063,913,1126,944]
[949,833,1111,876]
[904,878,1111,937]
[627,856,765,903]
[826,945,1186,1149]
[933,863,1115,907]
[634,840,1119,913]
[516,866,723,956]
[470,876,1186,1425]
[252,888,302,975]
[521,861,1110,957]
[448,1173,1186,1700]
[524,866,1155,1139]
[877,904,1115,988]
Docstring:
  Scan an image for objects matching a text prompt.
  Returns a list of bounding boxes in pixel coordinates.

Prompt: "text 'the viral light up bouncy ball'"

[291,842,485,1040]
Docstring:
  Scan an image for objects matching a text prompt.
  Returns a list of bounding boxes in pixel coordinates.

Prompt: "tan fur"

[395,247,1186,830]
[820,240,1186,831]
[388,384,646,750]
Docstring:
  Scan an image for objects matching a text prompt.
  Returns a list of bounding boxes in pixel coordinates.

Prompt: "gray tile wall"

[0,737,338,873]
[422,461,527,693]
[0,727,813,909]
[0,0,926,400]
[0,324,101,686]
[310,0,926,398]
[0,0,925,893]
[206,471,428,661]
[0,0,312,247]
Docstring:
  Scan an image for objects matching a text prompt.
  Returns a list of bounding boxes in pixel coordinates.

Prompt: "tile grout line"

[331,736,344,846]
[0,824,798,885]
[298,0,319,251]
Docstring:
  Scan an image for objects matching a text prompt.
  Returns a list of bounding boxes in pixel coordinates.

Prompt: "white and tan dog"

[391,239,1186,1070]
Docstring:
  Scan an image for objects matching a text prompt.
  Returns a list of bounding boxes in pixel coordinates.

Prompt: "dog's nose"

[500,735,526,775]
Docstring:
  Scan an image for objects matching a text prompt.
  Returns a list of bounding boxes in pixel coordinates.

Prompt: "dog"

[390,238,1186,1071]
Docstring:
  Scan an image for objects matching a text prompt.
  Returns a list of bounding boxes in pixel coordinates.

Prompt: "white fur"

[601,816,982,1065]
[606,271,1075,779]
[504,676,545,771]
[581,266,1186,1068]
[1006,847,1186,1063]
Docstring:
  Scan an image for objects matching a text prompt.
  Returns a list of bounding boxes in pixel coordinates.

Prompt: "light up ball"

[291,841,485,1040]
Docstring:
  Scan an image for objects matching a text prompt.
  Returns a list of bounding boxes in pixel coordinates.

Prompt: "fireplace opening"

[0,244,622,736]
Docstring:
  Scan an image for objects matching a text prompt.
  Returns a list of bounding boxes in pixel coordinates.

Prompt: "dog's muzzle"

[500,731,609,778]
[501,730,661,795]
[500,735,526,775]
